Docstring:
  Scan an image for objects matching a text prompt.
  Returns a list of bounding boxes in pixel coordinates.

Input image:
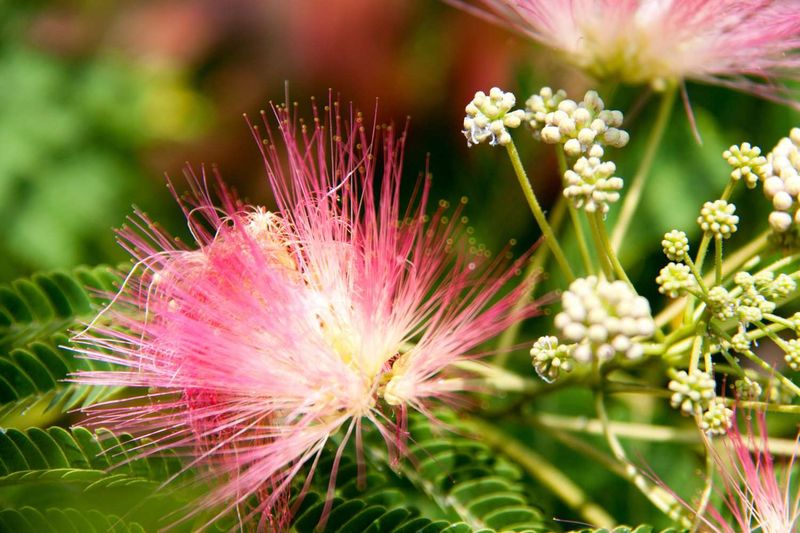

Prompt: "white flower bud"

[588,144,604,158]
[559,118,577,136]
[763,176,785,197]
[573,107,592,124]
[773,191,794,211]
[563,157,624,214]
[626,344,644,360]
[769,211,793,232]
[578,128,596,146]
[785,175,800,196]
[590,118,607,133]
[541,125,562,143]
[563,322,587,341]
[564,138,582,156]
[573,344,592,363]
[558,99,578,113]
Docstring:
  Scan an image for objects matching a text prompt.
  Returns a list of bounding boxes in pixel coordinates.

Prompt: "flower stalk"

[506,140,576,281]
[612,86,677,252]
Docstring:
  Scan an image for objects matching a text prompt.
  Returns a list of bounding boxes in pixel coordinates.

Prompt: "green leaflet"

[0,266,123,423]
[0,334,121,423]
[289,412,550,533]
[396,414,548,532]
[0,506,146,533]
[291,491,467,533]
[0,426,183,486]
[0,266,119,349]
[0,426,202,531]
[567,526,687,533]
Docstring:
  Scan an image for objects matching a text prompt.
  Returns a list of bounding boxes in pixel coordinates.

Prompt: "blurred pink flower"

[695,411,800,532]
[653,410,800,531]
[72,100,537,528]
[453,0,800,103]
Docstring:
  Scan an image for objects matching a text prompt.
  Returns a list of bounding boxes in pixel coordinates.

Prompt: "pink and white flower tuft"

[453,0,800,103]
[699,411,800,533]
[71,100,538,528]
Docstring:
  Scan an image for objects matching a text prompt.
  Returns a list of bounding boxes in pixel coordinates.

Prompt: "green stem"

[684,255,709,294]
[463,417,616,528]
[535,420,630,477]
[714,236,723,286]
[747,320,791,340]
[608,384,672,397]
[593,211,633,287]
[587,212,614,279]
[691,447,715,533]
[537,413,696,443]
[719,180,737,202]
[694,233,713,280]
[761,251,800,275]
[452,360,541,393]
[746,328,800,399]
[764,313,795,329]
[611,86,677,252]
[556,146,594,274]
[731,400,800,414]
[529,194,570,274]
[664,319,792,359]
[594,390,679,518]
[533,412,800,456]
[569,207,594,275]
[689,335,701,373]
[655,230,770,328]
[506,141,575,282]
[494,197,569,365]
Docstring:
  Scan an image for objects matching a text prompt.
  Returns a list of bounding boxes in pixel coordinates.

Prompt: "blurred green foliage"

[0,4,209,279]
[1,0,799,531]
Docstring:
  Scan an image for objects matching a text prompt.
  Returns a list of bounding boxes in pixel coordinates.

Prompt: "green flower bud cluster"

[723,143,767,188]
[769,379,796,404]
[697,200,738,239]
[707,286,736,321]
[751,271,796,301]
[669,370,733,436]
[734,272,778,324]
[668,369,716,415]
[733,376,762,400]
[700,397,733,436]
[463,88,525,147]
[525,87,567,140]
[530,336,574,383]
[656,262,696,298]
[532,89,629,156]
[730,331,751,353]
[563,145,624,214]
[661,230,689,262]
[784,338,800,371]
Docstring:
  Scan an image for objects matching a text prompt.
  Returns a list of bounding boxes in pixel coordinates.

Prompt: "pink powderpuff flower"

[71,100,539,530]
[451,0,800,104]
[701,411,800,533]
[683,410,800,533]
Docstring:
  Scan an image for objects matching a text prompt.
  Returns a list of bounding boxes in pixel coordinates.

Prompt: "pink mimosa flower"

[452,0,800,103]
[700,411,800,533]
[72,100,538,529]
